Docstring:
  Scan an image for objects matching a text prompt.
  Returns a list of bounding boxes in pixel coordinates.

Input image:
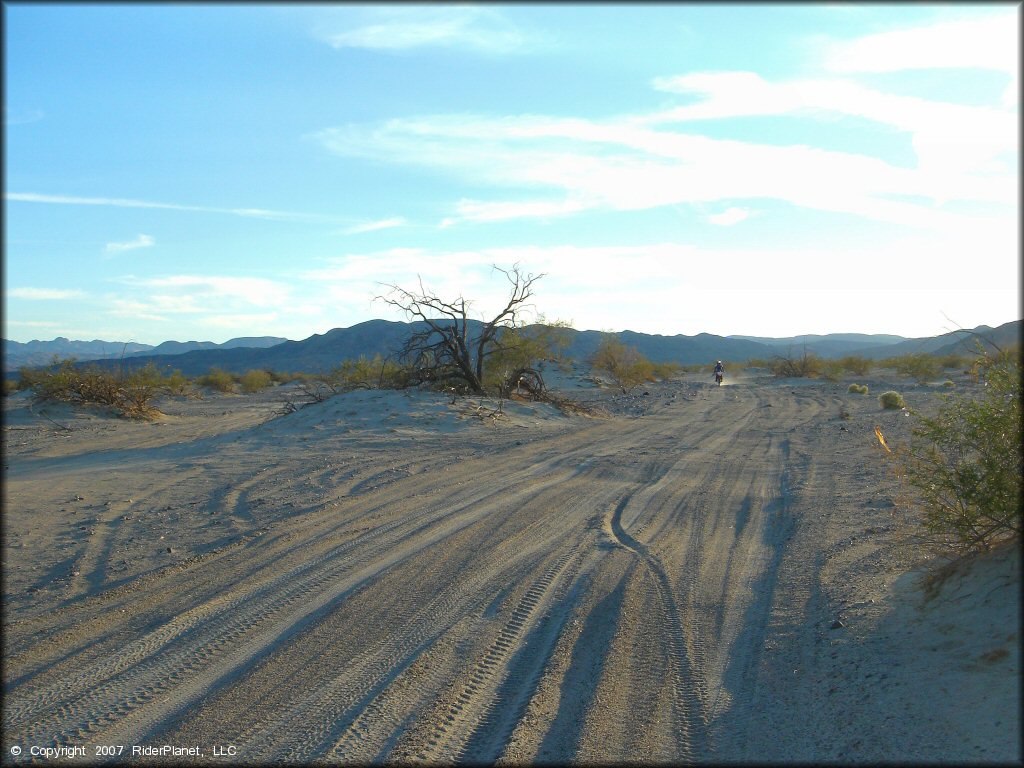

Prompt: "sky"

[3,3,1020,345]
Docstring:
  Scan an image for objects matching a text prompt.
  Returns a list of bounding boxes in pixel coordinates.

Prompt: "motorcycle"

[714,370,723,386]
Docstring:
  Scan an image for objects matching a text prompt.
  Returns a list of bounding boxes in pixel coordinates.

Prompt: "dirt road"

[3,373,1017,764]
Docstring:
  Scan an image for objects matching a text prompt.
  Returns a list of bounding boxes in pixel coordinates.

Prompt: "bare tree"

[377,265,546,394]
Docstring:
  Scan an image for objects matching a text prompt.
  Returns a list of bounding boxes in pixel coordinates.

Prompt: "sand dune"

[2,368,1018,764]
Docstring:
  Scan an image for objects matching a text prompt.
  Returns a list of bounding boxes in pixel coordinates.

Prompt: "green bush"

[590,334,656,389]
[771,350,823,378]
[942,380,955,388]
[838,355,872,376]
[936,352,968,370]
[896,350,1021,553]
[24,357,161,419]
[821,360,844,382]
[162,369,194,396]
[879,391,905,409]
[848,383,869,395]
[197,367,236,393]
[239,369,273,394]
[893,353,940,383]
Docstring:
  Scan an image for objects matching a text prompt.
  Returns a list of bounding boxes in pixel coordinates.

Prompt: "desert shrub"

[3,378,18,396]
[239,369,273,394]
[162,369,194,396]
[771,350,823,378]
[26,357,160,419]
[266,369,303,384]
[892,353,940,383]
[879,391,906,410]
[821,360,844,382]
[936,352,968,370]
[895,349,1021,553]
[743,358,773,369]
[336,355,410,390]
[651,361,682,380]
[590,334,656,390]
[197,367,236,393]
[848,383,869,395]
[943,380,955,388]
[838,355,872,376]
[16,364,48,391]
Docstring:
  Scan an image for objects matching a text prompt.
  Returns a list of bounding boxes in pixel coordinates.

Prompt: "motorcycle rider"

[714,360,724,384]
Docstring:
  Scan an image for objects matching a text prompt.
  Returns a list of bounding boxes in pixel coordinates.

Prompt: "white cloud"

[341,217,407,235]
[706,207,750,226]
[297,226,1018,336]
[323,7,527,54]
[319,105,1013,232]
[8,287,84,300]
[6,193,334,223]
[136,275,291,307]
[106,234,155,253]
[822,10,1019,108]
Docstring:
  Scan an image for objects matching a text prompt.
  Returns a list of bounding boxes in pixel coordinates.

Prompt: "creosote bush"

[882,353,940,383]
[239,369,273,394]
[197,368,236,393]
[838,355,872,376]
[771,350,823,378]
[879,390,905,410]
[894,348,1021,553]
[590,334,656,390]
[25,357,164,419]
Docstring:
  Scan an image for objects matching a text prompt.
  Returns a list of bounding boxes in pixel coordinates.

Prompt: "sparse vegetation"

[881,353,940,383]
[894,346,1021,554]
[771,349,823,378]
[24,357,163,419]
[238,369,273,394]
[837,355,872,376]
[848,383,869,395]
[590,334,656,390]
[378,264,549,395]
[197,367,236,393]
[879,391,906,409]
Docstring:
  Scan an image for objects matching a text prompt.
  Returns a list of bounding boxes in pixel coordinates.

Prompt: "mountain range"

[5,319,1018,378]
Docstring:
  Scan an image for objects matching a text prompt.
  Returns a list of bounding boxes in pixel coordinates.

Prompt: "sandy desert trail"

[3,376,1016,764]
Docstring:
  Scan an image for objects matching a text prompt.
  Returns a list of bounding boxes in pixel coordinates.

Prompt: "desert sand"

[2,364,1019,765]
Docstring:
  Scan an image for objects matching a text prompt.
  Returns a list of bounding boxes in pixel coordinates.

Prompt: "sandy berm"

[2,366,1019,764]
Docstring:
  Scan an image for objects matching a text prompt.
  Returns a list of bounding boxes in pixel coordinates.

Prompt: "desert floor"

[2,366,1019,765]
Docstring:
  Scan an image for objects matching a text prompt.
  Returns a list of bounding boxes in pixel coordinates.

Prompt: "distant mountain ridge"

[10,319,1016,378]
[3,335,287,372]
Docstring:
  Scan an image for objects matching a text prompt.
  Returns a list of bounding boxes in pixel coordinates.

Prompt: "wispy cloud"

[6,192,336,223]
[106,234,155,253]
[706,207,750,227]
[341,217,408,235]
[822,10,1018,106]
[107,275,292,325]
[323,7,528,54]
[134,275,291,307]
[313,12,1016,231]
[300,227,1018,336]
[8,287,84,300]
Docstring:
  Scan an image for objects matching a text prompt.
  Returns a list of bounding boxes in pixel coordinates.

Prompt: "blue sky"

[4,3,1019,345]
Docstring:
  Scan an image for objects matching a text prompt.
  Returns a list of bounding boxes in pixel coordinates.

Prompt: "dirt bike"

[714,370,724,386]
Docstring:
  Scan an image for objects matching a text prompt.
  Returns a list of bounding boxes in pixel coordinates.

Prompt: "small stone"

[165,546,174,554]
[74,495,84,501]
[830,619,847,630]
